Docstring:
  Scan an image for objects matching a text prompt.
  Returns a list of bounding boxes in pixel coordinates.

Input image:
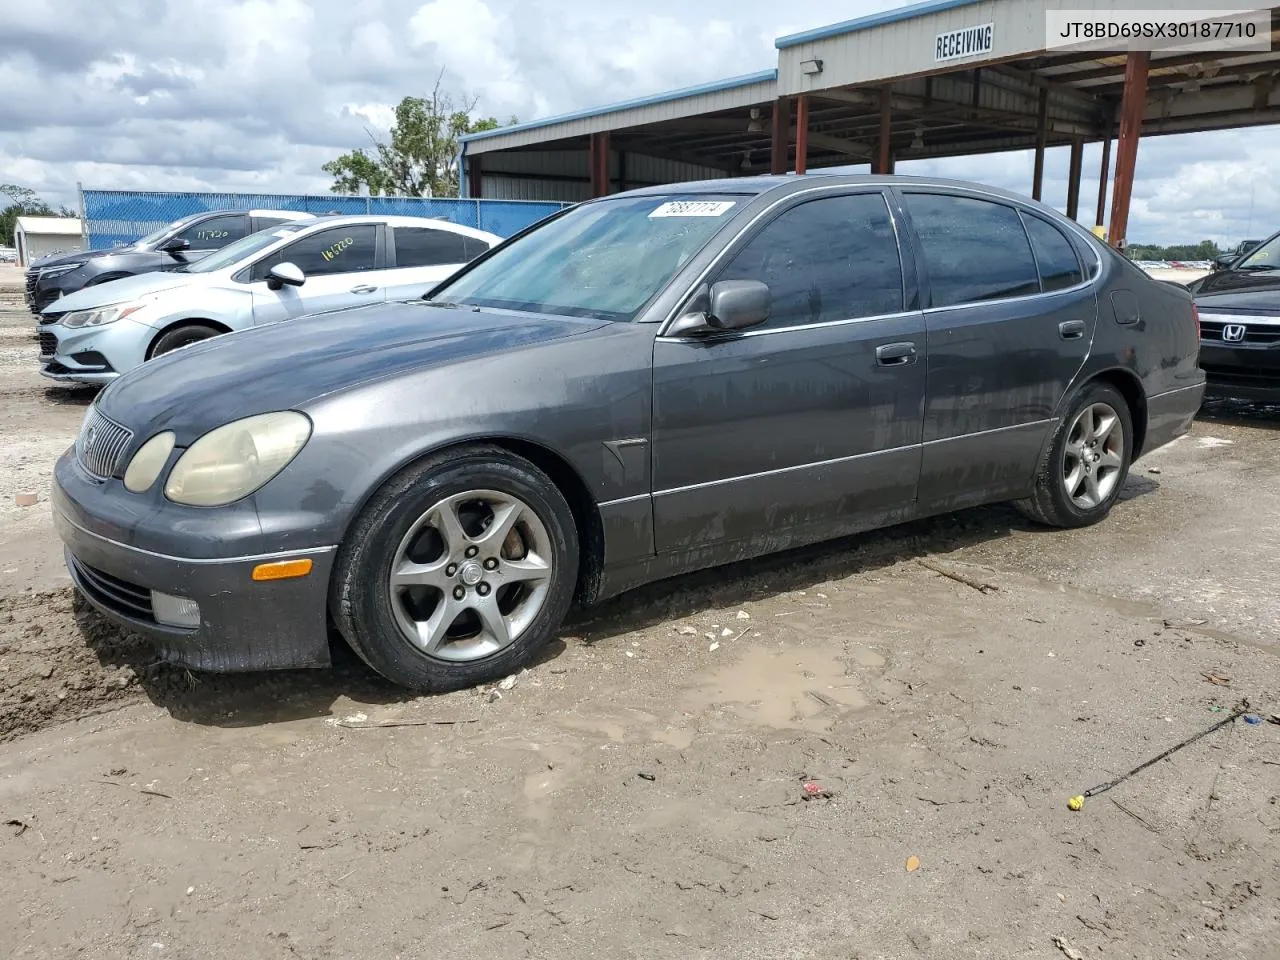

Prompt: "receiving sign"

[935,22,994,62]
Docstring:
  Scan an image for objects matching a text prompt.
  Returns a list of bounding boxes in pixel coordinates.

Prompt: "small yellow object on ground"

[1067,795,1085,811]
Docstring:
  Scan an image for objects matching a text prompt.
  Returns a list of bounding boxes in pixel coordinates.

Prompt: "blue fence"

[80,189,571,250]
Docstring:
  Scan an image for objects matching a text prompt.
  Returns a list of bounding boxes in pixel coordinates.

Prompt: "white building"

[14,216,83,268]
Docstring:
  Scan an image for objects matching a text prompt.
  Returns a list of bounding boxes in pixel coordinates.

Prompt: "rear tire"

[149,324,221,358]
[1015,381,1133,529]
[331,445,579,693]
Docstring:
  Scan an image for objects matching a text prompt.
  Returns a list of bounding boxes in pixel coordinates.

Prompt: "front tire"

[1015,381,1133,529]
[150,323,222,358]
[331,445,579,693]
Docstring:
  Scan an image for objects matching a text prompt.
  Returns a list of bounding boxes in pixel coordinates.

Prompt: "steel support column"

[589,132,610,198]
[1108,52,1149,249]
[1032,88,1048,201]
[795,95,809,174]
[770,97,792,175]
[1095,135,1112,233]
[876,87,892,174]
[466,155,483,199]
[1066,139,1083,219]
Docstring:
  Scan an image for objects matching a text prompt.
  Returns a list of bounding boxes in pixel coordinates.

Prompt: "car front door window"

[175,215,247,250]
[715,193,904,328]
[254,226,378,280]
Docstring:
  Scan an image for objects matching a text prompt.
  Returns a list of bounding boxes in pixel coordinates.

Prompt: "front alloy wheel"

[388,490,554,662]
[332,445,578,693]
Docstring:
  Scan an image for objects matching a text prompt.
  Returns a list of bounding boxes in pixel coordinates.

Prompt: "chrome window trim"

[656,181,1102,340]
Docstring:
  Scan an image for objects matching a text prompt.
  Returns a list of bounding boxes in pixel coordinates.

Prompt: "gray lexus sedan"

[53,175,1205,692]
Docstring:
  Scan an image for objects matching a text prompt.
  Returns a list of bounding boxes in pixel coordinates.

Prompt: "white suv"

[38,215,500,385]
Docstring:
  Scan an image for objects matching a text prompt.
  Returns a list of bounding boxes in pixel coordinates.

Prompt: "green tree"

[323,77,509,198]
[1,184,74,246]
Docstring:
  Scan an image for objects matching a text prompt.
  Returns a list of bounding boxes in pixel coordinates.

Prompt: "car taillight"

[1192,303,1200,339]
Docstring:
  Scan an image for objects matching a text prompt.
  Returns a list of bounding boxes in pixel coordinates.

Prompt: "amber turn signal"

[251,558,314,582]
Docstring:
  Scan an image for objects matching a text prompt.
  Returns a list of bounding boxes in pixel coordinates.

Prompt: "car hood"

[43,270,202,314]
[1193,284,1280,315]
[31,248,114,270]
[95,300,610,440]
[1189,268,1280,298]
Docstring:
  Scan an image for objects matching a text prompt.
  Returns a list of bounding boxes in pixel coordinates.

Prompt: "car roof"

[246,209,316,219]
[294,214,500,242]
[618,172,1056,209]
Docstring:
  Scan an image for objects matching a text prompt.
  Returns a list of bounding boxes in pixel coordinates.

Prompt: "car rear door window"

[905,194,1040,307]
[1021,214,1083,291]
[254,225,378,279]
[715,193,903,329]
[393,227,472,267]
[176,215,247,249]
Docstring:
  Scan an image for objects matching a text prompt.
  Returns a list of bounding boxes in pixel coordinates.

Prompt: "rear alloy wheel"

[1015,381,1133,528]
[332,446,578,692]
[150,323,221,358]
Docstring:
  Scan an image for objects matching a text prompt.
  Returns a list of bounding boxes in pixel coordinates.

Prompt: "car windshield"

[180,224,309,273]
[430,193,748,321]
[133,214,203,249]
[1234,233,1280,270]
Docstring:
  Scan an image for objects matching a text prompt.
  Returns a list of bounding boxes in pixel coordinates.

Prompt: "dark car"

[1187,231,1280,400]
[1209,238,1263,272]
[24,209,314,314]
[52,175,1205,692]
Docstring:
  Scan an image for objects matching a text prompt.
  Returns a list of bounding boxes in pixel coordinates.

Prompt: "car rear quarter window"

[715,193,903,329]
[253,225,378,279]
[1022,214,1083,291]
[393,227,474,267]
[176,215,247,249]
[905,194,1040,307]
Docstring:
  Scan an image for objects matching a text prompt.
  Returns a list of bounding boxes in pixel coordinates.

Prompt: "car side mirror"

[160,237,191,255]
[1211,255,1233,271]
[666,280,772,337]
[707,279,770,330]
[266,262,305,290]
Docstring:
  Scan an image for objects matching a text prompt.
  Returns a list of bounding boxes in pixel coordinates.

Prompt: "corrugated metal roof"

[461,69,778,152]
[775,0,986,49]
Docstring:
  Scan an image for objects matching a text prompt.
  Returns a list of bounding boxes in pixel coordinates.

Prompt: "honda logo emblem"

[1221,324,1246,342]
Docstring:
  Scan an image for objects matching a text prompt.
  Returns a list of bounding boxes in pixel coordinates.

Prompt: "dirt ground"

[1,269,1278,959]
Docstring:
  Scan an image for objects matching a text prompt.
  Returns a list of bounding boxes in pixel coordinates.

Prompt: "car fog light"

[151,590,201,628]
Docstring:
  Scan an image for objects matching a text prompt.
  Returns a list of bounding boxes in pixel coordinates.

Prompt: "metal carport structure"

[460,0,1280,248]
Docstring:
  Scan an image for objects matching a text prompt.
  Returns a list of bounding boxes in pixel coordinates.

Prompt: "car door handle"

[350,284,378,294]
[1059,320,1087,340]
[875,341,917,366]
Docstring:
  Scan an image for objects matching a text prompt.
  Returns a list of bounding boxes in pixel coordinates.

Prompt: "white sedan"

[38,214,501,385]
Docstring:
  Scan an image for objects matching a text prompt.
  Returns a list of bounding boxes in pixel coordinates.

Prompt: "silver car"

[38,215,501,385]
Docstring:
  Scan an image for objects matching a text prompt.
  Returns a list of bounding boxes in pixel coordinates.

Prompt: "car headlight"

[39,262,85,279]
[164,412,312,507]
[62,302,145,328]
[123,431,176,493]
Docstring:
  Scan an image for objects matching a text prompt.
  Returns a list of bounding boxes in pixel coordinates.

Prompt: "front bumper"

[38,320,147,386]
[1198,341,1280,402]
[53,462,337,672]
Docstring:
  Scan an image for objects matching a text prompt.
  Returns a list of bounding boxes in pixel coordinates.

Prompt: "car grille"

[1200,321,1280,345]
[76,406,134,480]
[69,555,155,622]
[24,269,37,304]
[38,330,57,357]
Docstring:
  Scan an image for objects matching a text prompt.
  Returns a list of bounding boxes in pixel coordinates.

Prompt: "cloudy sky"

[1,0,1276,245]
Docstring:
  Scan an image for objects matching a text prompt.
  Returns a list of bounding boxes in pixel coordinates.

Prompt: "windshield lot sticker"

[648,200,736,218]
